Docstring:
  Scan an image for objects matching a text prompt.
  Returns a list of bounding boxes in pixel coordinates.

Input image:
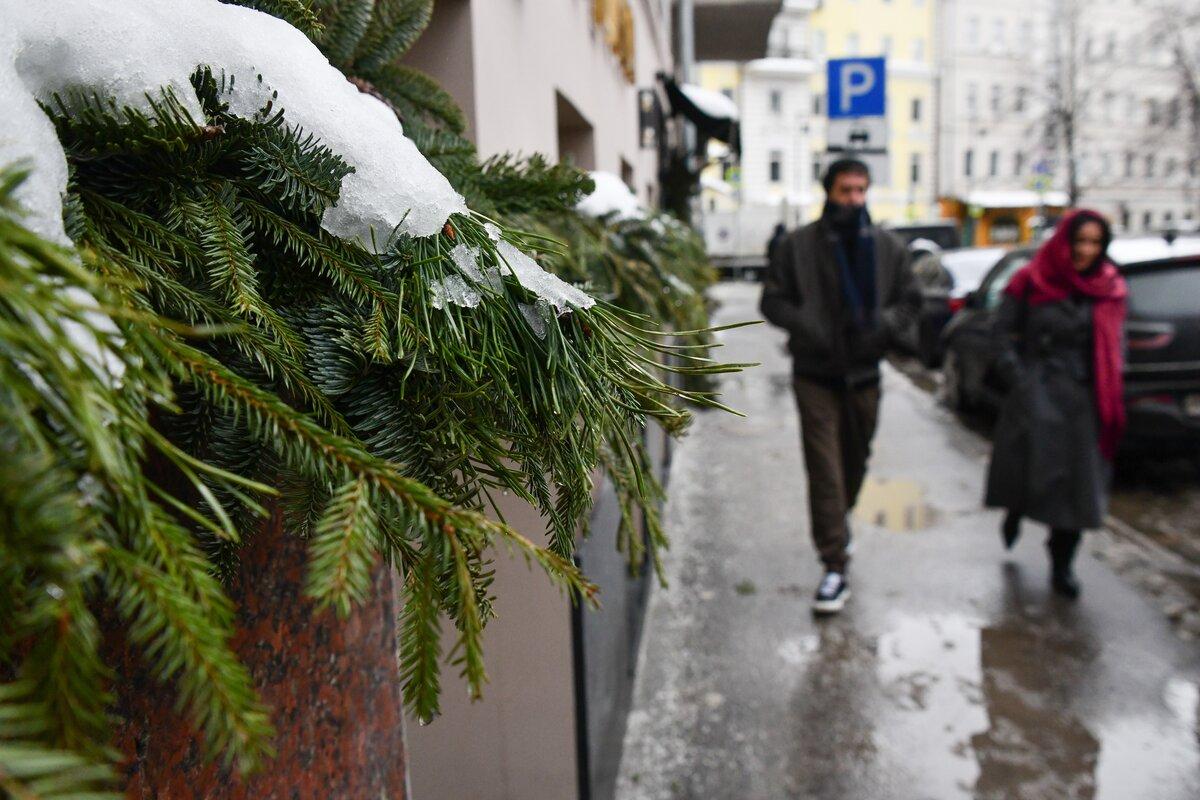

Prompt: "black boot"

[1001,511,1021,550]
[1047,529,1082,599]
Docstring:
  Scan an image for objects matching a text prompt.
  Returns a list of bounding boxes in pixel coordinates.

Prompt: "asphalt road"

[615,282,1200,800]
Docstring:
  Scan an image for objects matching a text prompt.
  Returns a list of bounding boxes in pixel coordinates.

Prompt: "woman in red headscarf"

[985,210,1128,598]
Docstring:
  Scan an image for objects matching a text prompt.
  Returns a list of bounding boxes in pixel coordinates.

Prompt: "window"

[1148,98,1162,127]
[1142,210,1153,230]
[967,16,980,47]
[813,93,824,115]
[1019,20,1033,51]
[1014,152,1025,176]
[1106,32,1117,58]
[910,153,922,185]
[911,97,922,122]
[1164,210,1174,226]
[1165,157,1178,176]
[984,253,1034,310]
[1125,151,1135,178]
[769,150,783,183]
[964,149,975,178]
[1014,86,1028,113]
[1145,154,1155,178]
[1169,97,1181,128]
[1103,91,1117,122]
[967,83,979,116]
[1101,152,1113,177]
[989,150,1000,177]
[1127,266,1200,317]
[769,89,782,114]
[912,38,926,61]
[991,85,1003,114]
[993,19,1006,50]
[813,159,822,183]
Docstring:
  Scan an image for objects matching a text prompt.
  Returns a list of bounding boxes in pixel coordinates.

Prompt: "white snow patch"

[665,274,695,296]
[495,240,595,313]
[59,284,126,380]
[0,27,70,246]
[576,171,645,221]
[2,0,467,251]
[679,83,740,121]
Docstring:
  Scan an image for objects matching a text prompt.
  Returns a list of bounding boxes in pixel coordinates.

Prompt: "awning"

[966,189,1070,209]
[687,0,784,61]
[661,75,741,153]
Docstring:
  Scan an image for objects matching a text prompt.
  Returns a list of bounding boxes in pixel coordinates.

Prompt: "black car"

[899,247,1008,366]
[940,236,1200,454]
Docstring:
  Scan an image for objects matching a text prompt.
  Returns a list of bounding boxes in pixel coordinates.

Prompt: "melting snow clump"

[1,0,467,251]
[576,171,646,221]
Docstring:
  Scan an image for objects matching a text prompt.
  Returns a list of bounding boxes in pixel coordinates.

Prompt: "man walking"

[760,159,918,614]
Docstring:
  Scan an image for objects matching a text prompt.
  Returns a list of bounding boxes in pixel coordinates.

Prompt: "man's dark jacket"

[760,218,919,387]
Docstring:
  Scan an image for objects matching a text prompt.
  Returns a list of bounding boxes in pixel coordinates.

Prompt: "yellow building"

[808,0,938,224]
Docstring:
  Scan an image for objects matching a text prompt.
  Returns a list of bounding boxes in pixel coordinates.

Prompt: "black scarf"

[823,202,878,330]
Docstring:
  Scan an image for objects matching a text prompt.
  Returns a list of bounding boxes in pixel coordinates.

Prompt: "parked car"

[898,247,1008,366]
[884,220,962,253]
[940,235,1200,454]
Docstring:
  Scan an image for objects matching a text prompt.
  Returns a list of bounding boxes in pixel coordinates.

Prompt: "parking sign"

[827,58,887,119]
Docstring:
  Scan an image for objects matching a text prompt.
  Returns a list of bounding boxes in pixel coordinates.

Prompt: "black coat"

[985,295,1109,530]
[760,219,917,387]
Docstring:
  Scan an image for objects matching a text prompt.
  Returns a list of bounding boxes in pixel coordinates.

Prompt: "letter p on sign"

[827,57,886,119]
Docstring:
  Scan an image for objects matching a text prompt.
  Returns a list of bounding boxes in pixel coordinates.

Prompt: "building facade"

[697,0,819,263]
[937,0,1199,243]
[806,0,939,223]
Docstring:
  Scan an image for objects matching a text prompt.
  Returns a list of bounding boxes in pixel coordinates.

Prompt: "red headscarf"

[1004,210,1129,460]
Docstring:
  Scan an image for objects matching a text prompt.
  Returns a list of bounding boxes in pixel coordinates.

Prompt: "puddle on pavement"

[853,476,936,532]
[876,614,989,798]
[870,613,1200,799]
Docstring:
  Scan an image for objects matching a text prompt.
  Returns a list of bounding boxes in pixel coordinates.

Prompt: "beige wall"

[403,0,477,139]
[404,494,579,800]
[402,6,673,797]
[409,0,673,207]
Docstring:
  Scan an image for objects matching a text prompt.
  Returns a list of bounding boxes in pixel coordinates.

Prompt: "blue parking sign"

[828,58,887,118]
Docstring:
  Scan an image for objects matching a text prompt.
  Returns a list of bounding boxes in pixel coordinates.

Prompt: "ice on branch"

[1,0,467,250]
[428,274,481,310]
[495,240,596,313]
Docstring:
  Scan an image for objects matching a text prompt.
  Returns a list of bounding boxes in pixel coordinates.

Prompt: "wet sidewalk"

[615,283,1200,800]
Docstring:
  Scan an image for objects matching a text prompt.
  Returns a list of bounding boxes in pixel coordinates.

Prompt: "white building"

[937,0,1198,243]
[698,0,819,264]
